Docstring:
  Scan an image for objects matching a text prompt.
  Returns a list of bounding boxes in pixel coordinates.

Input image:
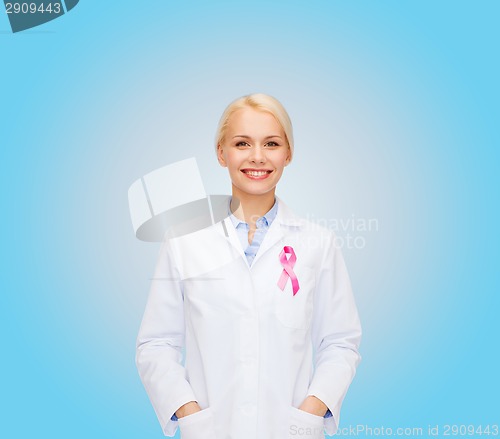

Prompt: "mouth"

[241,169,273,180]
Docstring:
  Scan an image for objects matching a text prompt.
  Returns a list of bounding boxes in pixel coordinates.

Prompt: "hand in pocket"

[177,407,217,439]
[289,406,325,439]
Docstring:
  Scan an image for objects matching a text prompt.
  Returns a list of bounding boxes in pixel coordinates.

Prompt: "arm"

[135,237,199,436]
[306,233,362,434]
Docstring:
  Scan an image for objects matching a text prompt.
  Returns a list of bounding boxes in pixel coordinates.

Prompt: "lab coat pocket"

[275,265,315,330]
[289,406,325,439]
[177,407,217,439]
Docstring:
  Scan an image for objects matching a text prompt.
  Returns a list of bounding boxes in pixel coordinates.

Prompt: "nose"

[249,145,266,164]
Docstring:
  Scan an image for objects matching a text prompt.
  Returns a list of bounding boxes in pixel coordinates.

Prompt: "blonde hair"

[215,93,294,162]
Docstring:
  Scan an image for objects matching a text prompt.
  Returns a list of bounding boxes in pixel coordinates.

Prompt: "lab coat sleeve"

[135,236,197,437]
[307,233,362,436]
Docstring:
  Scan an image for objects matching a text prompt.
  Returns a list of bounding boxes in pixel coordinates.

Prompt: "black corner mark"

[4,0,79,33]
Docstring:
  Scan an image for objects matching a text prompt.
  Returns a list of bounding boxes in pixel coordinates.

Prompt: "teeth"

[245,171,268,176]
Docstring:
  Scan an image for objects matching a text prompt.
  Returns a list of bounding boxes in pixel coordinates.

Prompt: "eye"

[235,141,250,147]
[265,141,279,147]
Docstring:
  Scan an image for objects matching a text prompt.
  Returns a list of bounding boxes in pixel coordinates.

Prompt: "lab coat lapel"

[212,196,303,267]
[210,195,248,263]
[251,219,285,267]
[252,197,303,267]
[222,216,248,262]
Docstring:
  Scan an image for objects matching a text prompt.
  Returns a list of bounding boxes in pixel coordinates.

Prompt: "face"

[217,107,291,198]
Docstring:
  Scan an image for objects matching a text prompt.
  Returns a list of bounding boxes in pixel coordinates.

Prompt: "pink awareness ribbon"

[277,246,300,296]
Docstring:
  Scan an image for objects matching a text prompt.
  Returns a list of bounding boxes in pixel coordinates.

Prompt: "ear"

[217,144,227,167]
[284,148,291,166]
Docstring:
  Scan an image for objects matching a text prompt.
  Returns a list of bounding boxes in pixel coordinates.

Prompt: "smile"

[241,169,273,180]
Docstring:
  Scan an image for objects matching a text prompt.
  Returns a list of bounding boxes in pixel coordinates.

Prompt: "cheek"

[224,158,242,175]
[225,150,246,167]
[273,153,290,169]
[219,149,232,164]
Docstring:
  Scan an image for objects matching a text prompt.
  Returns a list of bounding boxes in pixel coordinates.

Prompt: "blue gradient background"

[1,1,498,438]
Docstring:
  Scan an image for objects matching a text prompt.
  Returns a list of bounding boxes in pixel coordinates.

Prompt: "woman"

[136,94,362,439]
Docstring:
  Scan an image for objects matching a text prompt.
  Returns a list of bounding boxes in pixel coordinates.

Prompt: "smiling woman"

[218,107,290,201]
[215,94,293,240]
[135,93,362,439]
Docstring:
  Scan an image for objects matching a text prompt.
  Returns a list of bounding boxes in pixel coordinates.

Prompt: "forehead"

[226,107,283,136]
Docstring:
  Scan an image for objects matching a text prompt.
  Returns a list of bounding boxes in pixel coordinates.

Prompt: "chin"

[234,183,276,197]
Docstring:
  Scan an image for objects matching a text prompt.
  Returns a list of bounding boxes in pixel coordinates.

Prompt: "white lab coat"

[136,197,361,439]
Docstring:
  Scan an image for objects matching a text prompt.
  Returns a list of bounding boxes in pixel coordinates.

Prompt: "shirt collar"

[228,197,278,229]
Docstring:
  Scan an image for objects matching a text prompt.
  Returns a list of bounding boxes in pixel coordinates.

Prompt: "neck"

[230,186,276,228]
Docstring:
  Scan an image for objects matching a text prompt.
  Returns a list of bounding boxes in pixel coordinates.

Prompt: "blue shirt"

[171,197,332,420]
[228,197,278,266]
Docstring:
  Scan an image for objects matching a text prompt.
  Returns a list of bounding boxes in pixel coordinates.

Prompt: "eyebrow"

[232,135,283,140]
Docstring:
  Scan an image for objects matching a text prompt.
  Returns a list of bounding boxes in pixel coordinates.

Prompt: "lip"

[241,169,273,180]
